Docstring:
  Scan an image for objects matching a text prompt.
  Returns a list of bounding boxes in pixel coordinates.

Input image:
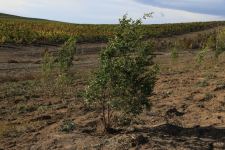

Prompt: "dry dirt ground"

[0,41,225,150]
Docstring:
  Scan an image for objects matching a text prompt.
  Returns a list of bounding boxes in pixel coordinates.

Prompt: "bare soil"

[1,37,225,149]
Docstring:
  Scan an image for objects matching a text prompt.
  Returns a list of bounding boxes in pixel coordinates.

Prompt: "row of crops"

[0,14,225,45]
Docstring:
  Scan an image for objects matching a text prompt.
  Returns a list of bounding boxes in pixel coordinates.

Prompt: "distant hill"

[0,13,37,20]
[0,12,225,45]
[0,13,58,22]
[0,13,22,18]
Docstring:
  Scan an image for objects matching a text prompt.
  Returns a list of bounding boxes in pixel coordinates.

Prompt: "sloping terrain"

[1,13,225,45]
[1,14,225,149]
[0,41,225,150]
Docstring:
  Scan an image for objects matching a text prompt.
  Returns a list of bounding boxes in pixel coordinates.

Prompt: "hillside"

[1,12,225,150]
[0,13,20,18]
[0,13,225,45]
[0,13,53,21]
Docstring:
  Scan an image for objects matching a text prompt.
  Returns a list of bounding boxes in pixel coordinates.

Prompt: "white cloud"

[137,0,225,16]
[0,0,224,24]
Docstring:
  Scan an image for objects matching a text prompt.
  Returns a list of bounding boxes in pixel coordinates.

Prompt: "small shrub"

[170,46,179,62]
[55,37,76,100]
[59,119,76,133]
[17,104,37,114]
[203,93,215,101]
[196,48,209,65]
[41,49,55,97]
[85,14,157,131]
[37,105,51,113]
[215,28,225,58]
[57,37,76,73]
[1,80,39,100]
[40,37,77,100]
[55,73,73,99]
[206,34,216,49]
[199,29,225,64]
[2,126,23,138]
[196,80,209,87]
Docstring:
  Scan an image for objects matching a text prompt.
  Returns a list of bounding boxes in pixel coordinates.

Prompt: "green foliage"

[58,37,77,73]
[85,15,157,130]
[56,37,76,100]
[55,73,73,100]
[41,49,55,79]
[215,28,225,58]
[202,28,225,59]
[40,37,76,99]
[170,47,179,62]
[195,30,221,66]
[41,49,55,97]
[59,119,76,133]
[206,33,216,49]
[0,80,40,100]
[17,104,37,114]
[196,48,209,65]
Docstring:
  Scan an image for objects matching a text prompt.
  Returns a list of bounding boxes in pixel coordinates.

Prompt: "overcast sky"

[0,0,224,24]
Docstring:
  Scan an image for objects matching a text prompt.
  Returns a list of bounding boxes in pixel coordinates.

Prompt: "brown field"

[1,29,225,150]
